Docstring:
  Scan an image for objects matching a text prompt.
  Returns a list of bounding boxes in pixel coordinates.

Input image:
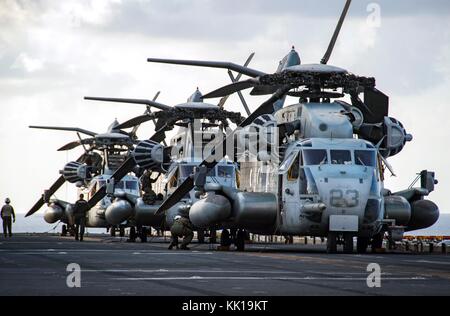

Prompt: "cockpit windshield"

[125,181,139,191]
[179,165,215,178]
[355,150,376,167]
[303,149,328,165]
[217,166,233,178]
[330,150,352,165]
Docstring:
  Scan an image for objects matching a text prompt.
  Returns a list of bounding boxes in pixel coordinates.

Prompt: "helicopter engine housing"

[105,199,133,225]
[44,203,64,224]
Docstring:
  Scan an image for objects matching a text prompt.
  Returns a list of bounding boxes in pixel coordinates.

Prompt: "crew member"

[1,198,15,238]
[140,170,159,205]
[73,194,88,241]
[169,215,194,250]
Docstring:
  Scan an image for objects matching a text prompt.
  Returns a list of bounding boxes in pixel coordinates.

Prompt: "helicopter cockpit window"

[179,165,194,178]
[218,166,233,178]
[303,149,327,165]
[330,150,352,165]
[125,181,139,191]
[115,181,124,189]
[355,150,376,167]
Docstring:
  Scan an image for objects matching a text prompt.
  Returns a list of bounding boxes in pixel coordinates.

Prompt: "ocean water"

[7,213,450,236]
[9,214,106,234]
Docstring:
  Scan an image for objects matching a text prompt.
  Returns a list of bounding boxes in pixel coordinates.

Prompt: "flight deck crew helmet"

[174,215,182,220]
[5,198,10,204]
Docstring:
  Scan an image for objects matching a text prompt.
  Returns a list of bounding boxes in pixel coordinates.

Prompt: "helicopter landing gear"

[220,229,232,247]
[357,237,369,254]
[110,227,116,237]
[326,232,338,254]
[140,227,148,243]
[128,226,136,242]
[371,233,384,252]
[209,229,217,244]
[343,233,354,254]
[235,229,246,251]
[197,230,205,243]
[119,227,125,237]
[61,225,67,237]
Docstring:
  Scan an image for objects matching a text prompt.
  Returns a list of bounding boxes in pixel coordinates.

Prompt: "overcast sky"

[1,0,449,216]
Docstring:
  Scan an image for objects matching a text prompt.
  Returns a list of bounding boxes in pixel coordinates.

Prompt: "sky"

[0,0,449,216]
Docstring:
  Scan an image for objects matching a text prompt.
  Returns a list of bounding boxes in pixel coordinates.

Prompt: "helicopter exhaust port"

[60,161,90,183]
[132,140,164,171]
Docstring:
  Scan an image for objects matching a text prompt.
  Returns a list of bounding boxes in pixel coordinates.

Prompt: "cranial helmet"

[5,198,10,204]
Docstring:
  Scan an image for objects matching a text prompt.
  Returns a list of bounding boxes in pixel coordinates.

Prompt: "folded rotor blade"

[147,57,266,78]
[157,86,290,214]
[29,126,97,137]
[116,114,154,129]
[203,79,258,99]
[25,175,66,217]
[57,140,81,151]
[57,137,94,151]
[25,153,86,217]
[84,96,171,111]
[320,0,352,64]
[218,52,255,114]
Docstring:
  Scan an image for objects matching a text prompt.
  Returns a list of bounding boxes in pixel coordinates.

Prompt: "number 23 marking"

[329,189,359,207]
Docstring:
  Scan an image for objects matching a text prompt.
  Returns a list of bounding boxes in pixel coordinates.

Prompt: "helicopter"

[82,88,246,242]
[147,0,440,253]
[25,117,145,237]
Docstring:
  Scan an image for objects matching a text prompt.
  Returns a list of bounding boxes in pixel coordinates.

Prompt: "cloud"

[0,0,449,217]
[11,53,44,72]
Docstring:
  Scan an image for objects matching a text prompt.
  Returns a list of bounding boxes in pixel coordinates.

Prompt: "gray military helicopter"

[83,88,245,241]
[25,118,144,237]
[149,0,440,253]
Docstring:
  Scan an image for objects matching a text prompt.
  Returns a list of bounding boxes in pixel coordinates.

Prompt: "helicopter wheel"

[209,229,217,244]
[220,229,232,247]
[128,227,136,242]
[371,233,384,252]
[110,227,116,237]
[61,225,67,237]
[343,233,354,254]
[357,237,369,254]
[326,232,338,254]
[140,227,148,243]
[235,229,246,251]
[197,230,205,243]
[119,227,125,237]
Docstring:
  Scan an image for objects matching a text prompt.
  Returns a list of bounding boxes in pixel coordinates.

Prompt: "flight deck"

[0,234,448,296]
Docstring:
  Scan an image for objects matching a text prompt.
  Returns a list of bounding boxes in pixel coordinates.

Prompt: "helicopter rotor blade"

[57,140,81,151]
[203,79,258,99]
[29,125,97,137]
[226,71,252,116]
[115,114,155,130]
[57,137,95,151]
[147,57,265,78]
[320,0,352,65]
[84,96,171,111]
[131,91,161,136]
[25,153,86,217]
[218,52,255,115]
[157,86,291,214]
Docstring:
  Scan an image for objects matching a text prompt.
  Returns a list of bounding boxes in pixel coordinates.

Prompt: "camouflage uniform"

[169,217,194,250]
